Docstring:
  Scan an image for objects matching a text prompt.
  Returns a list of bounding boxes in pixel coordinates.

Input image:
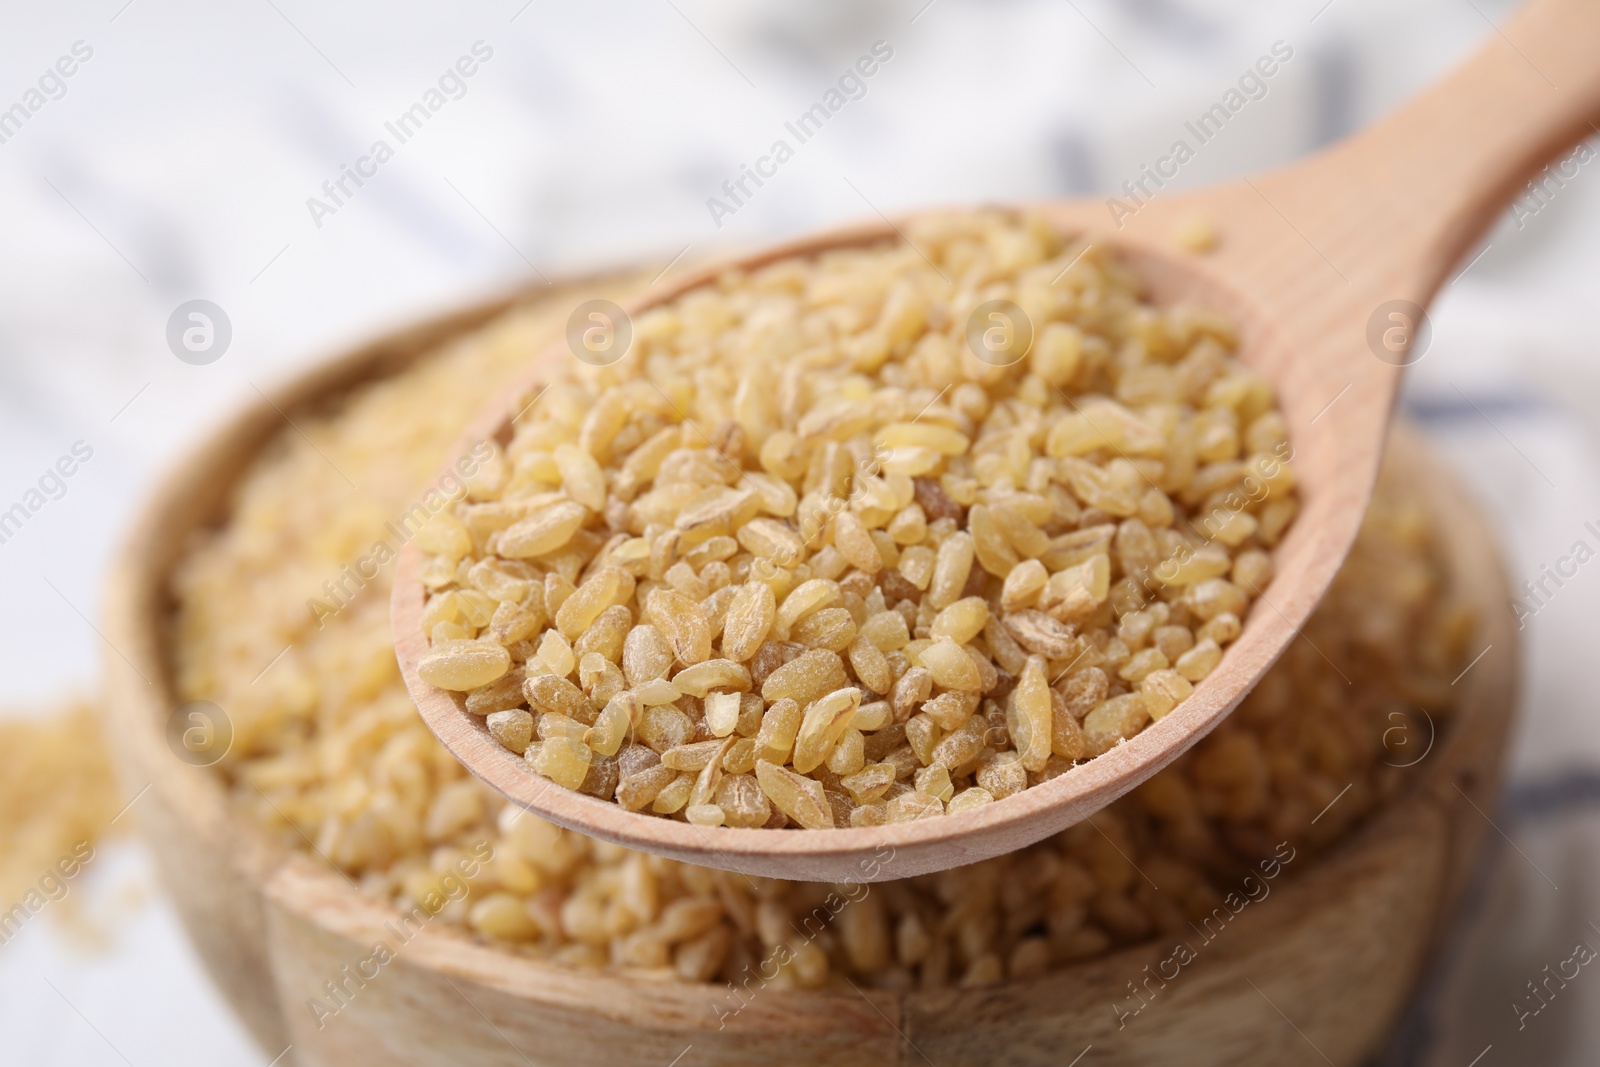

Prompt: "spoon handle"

[1258,0,1600,302]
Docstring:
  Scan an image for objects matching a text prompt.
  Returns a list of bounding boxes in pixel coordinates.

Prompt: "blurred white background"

[3,0,1599,1063]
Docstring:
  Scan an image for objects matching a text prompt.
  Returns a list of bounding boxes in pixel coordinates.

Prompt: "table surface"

[2,1,1597,1064]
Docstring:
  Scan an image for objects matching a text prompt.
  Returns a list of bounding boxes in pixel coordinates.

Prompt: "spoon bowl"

[397,0,1600,881]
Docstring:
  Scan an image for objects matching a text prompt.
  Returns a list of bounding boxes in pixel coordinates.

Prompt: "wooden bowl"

[101,276,1517,1066]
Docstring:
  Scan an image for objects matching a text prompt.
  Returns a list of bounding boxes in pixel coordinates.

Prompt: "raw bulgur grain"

[418,213,1302,828]
[171,266,1471,990]
[0,702,119,914]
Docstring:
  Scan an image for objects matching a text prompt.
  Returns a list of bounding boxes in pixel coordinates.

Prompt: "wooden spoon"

[396,0,1595,882]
